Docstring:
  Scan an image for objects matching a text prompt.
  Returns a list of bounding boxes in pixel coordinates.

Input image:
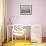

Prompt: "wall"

[0,0,4,42]
[6,0,46,37]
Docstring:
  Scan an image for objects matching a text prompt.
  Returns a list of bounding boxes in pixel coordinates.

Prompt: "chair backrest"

[12,25,25,36]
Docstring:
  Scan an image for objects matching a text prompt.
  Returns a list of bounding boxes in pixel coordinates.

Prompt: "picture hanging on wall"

[20,5,32,15]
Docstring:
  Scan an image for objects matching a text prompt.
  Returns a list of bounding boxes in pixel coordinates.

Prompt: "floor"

[3,40,46,46]
[3,40,31,46]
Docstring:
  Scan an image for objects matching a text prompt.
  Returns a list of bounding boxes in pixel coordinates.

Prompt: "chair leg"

[15,36,16,43]
[1,42,3,46]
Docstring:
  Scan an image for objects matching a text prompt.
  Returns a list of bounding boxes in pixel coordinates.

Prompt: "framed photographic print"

[20,5,32,15]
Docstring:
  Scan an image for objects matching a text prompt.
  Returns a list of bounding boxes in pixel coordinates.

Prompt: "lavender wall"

[7,0,46,37]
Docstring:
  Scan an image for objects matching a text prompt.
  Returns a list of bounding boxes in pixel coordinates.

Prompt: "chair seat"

[13,31,24,36]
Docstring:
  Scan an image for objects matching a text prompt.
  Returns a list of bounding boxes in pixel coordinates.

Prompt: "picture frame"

[20,5,32,15]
